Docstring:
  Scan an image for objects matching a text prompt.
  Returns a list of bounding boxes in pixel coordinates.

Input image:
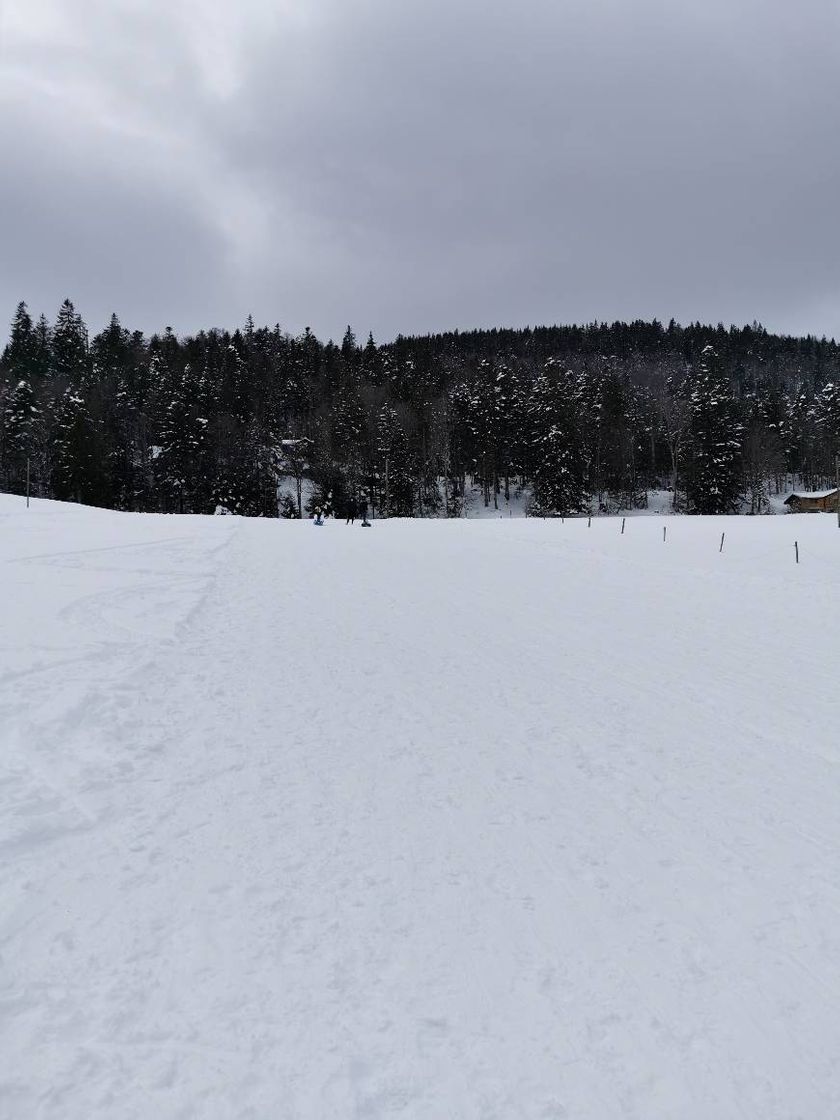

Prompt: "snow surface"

[2,494,840,1119]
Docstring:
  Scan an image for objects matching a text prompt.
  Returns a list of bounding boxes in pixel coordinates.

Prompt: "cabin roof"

[784,489,839,503]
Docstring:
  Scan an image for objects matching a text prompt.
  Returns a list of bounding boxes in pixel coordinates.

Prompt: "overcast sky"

[2,0,839,343]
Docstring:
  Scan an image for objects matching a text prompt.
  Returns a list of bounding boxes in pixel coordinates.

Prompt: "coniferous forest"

[2,299,839,518]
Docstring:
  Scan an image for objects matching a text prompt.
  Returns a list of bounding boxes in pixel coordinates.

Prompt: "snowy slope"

[2,495,840,1119]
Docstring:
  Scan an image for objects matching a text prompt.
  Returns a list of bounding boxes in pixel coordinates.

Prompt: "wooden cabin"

[784,489,839,513]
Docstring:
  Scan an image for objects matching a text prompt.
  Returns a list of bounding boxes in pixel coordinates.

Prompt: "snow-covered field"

[2,495,839,1119]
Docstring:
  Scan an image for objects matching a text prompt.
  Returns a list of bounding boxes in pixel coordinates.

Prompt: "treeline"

[1,300,839,517]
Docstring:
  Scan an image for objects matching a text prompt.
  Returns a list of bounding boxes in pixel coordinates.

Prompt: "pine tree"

[464,360,500,508]
[741,385,785,511]
[156,364,212,513]
[361,332,382,384]
[89,314,136,509]
[591,364,643,510]
[219,339,250,423]
[812,380,840,479]
[51,299,89,386]
[328,386,368,510]
[2,378,43,495]
[1,303,46,493]
[684,346,743,514]
[51,387,101,503]
[341,325,359,386]
[375,403,415,516]
[781,388,814,487]
[528,361,589,516]
[32,315,52,381]
[654,364,690,510]
[3,302,37,379]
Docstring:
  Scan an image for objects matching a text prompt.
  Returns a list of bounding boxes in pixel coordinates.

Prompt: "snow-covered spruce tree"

[460,359,525,509]
[340,325,362,390]
[527,360,589,516]
[50,387,102,504]
[31,315,52,383]
[90,314,147,510]
[361,331,383,385]
[414,411,444,517]
[653,362,691,510]
[156,364,213,513]
[326,386,367,509]
[425,397,455,515]
[375,402,415,516]
[2,378,43,495]
[781,387,817,488]
[306,439,348,521]
[741,385,786,511]
[1,303,48,494]
[48,301,106,503]
[212,415,277,516]
[446,379,477,503]
[107,375,142,510]
[460,361,496,508]
[812,380,840,481]
[590,362,638,510]
[3,302,37,380]
[219,341,251,424]
[684,345,743,514]
[51,299,89,387]
[493,362,527,504]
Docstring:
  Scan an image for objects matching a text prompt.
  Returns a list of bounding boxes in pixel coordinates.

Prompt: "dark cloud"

[2,0,839,341]
[0,106,230,334]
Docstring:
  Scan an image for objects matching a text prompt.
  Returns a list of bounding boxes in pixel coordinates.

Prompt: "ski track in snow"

[1,497,840,1119]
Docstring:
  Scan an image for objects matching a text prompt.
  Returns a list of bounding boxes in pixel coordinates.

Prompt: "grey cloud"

[0,106,231,334]
[3,0,840,341]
